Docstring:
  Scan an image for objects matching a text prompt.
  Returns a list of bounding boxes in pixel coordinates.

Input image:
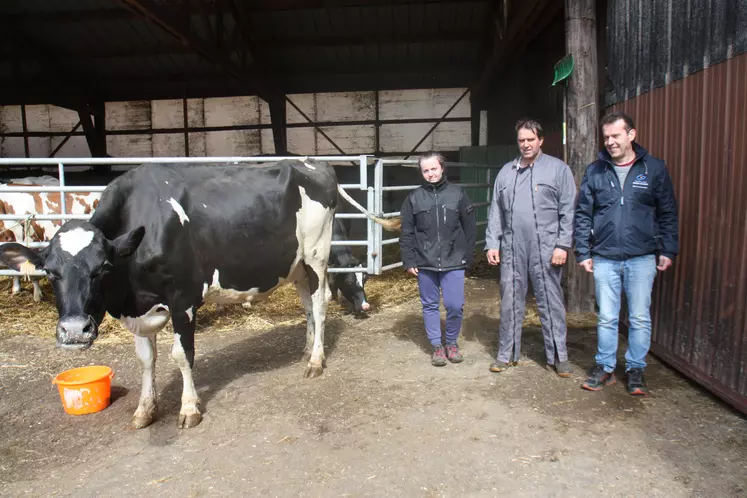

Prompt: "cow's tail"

[336,184,401,232]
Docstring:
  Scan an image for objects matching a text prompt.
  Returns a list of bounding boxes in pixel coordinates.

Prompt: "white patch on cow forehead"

[303,160,316,170]
[58,228,95,256]
[185,307,194,322]
[355,270,364,289]
[167,198,190,225]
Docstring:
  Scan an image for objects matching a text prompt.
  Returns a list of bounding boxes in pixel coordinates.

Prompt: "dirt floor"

[1,275,746,497]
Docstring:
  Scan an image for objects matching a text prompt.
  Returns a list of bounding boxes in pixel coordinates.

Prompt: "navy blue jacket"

[574,143,679,262]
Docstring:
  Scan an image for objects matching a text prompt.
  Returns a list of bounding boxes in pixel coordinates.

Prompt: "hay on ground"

[0,270,419,340]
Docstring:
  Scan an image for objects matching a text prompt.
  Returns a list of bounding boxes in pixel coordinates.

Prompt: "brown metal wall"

[612,51,747,414]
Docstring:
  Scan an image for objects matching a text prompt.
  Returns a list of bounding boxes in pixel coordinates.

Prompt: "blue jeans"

[593,255,657,372]
[417,269,465,347]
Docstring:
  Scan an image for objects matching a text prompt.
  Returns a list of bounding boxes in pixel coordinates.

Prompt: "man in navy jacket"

[574,112,679,395]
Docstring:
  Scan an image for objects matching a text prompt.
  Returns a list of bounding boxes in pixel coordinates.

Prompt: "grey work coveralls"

[485,152,577,365]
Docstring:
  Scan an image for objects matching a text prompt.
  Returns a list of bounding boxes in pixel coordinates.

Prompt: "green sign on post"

[552,54,574,163]
[552,54,574,86]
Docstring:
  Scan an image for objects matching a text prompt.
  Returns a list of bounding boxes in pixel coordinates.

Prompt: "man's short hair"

[418,151,446,168]
[515,118,545,139]
[601,112,635,132]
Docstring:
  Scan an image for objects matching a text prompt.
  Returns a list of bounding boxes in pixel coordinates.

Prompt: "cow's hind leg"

[301,262,330,378]
[132,334,158,429]
[294,271,316,362]
[171,311,201,429]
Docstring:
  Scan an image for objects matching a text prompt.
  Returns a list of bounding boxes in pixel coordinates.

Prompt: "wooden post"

[564,0,598,313]
[269,96,288,155]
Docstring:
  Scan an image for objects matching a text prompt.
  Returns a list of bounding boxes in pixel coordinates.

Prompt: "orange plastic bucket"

[52,365,114,415]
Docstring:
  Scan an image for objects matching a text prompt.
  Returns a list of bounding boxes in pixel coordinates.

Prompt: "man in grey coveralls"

[485,119,576,377]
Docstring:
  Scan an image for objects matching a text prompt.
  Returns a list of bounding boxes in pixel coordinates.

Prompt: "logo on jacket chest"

[632,174,649,189]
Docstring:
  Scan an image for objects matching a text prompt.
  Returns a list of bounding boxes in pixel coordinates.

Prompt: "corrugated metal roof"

[0,0,514,104]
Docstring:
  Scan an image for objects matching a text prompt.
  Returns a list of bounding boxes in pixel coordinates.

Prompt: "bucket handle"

[52,369,115,385]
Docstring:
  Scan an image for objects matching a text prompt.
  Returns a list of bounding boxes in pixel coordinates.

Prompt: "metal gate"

[370,158,497,274]
[0,155,498,279]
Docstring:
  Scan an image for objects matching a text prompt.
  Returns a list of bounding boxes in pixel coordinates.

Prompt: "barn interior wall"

[0,89,472,159]
[485,15,565,157]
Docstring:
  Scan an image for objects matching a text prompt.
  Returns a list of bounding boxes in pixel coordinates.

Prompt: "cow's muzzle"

[56,316,98,349]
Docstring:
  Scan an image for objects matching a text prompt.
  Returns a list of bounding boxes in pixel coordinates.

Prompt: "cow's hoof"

[131,414,154,429]
[304,363,324,378]
[178,412,202,429]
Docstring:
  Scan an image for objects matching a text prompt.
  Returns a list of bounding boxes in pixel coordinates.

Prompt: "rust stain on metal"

[612,52,747,415]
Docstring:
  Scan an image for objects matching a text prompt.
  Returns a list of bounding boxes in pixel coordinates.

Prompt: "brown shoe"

[553,361,573,378]
[489,360,510,372]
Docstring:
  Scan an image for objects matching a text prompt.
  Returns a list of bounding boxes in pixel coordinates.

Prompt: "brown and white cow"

[0,185,101,301]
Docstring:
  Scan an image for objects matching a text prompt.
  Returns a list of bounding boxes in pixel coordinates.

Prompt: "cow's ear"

[111,226,145,258]
[0,243,45,272]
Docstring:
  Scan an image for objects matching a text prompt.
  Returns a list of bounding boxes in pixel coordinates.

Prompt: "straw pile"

[0,269,419,341]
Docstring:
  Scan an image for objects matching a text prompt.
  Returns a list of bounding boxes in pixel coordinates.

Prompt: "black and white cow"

[0,159,391,430]
[329,218,369,316]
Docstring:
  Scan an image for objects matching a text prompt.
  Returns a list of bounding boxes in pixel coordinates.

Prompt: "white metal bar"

[382,237,400,245]
[0,214,91,221]
[0,241,48,248]
[0,270,46,276]
[0,156,364,166]
[382,185,419,191]
[366,187,375,274]
[476,221,488,227]
[57,163,66,219]
[380,159,418,165]
[339,183,364,190]
[472,202,490,208]
[359,155,368,190]
[0,186,107,192]
[330,240,368,246]
[327,267,369,273]
[334,213,367,219]
[381,262,404,271]
[374,159,384,275]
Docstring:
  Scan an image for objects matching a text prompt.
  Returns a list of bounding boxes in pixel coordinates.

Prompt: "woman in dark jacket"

[399,151,476,366]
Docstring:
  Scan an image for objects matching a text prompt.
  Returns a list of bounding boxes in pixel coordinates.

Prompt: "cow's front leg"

[32,278,43,302]
[171,310,201,429]
[132,334,158,429]
[11,276,20,295]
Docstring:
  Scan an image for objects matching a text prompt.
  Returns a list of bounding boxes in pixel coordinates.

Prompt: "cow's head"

[337,265,370,317]
[0,220,144,349]
[0,228,16,243]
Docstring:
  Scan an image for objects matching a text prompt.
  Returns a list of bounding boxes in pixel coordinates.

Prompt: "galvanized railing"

[372,158,496,274]
[0,155,375,277]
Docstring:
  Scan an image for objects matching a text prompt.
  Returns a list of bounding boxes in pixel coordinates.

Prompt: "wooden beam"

[404,88,470,160]
[49,121,82,158]
[21,104,30,158]
[182,94,190,157]
[257,30,482,49]
[564,0,598,314]
[269,96,288,155]
[78,103,107,158]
